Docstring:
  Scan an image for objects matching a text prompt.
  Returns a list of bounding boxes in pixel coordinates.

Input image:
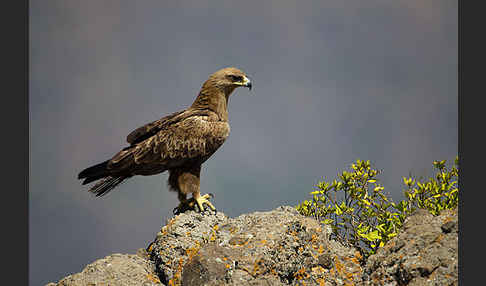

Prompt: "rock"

[46,249,162,286]
[362,208,458,286]
[48,206,458,286]
[317,252,333,269]
[147,206,364,285]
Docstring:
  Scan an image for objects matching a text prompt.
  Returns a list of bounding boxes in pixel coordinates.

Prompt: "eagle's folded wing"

[110,111,229,170]
[133,118,215,164]
[126,110,185,145]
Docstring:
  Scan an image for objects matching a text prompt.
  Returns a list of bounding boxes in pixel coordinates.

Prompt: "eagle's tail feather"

[78,160,110,183]
[88,176,128,197]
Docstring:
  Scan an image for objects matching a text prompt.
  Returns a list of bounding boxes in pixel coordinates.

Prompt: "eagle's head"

[203,67,252,96]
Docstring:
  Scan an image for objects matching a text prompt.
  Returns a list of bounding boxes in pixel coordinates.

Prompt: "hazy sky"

[30,1,457,285]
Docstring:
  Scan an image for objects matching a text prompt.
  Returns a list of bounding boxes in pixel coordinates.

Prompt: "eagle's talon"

[173,195,216,214]
[173,198,196,215]
[194,193,216,213]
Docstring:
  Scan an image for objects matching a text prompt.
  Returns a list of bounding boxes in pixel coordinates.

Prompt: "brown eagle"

[78,67,252,213]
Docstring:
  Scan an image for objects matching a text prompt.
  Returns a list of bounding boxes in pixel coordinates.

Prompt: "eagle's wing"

[109,109,229,171]
[126,110,185,145]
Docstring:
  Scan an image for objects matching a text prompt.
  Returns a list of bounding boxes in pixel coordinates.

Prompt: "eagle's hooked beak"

[242,76,252,91]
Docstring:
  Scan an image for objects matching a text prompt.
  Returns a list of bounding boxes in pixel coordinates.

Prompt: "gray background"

[30,1,457,285]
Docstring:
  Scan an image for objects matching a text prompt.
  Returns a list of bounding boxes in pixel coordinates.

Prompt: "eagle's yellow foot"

[194,193,216,213]
[173,193,216,215]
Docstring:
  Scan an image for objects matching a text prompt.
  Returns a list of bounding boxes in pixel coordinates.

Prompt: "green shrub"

[296,157,459,258]
[400,157,459,216]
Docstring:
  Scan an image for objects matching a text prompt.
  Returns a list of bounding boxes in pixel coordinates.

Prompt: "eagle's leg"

[170,166,216,214]
[173,192,194,215]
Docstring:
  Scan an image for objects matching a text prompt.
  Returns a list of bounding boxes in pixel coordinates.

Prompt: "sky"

[29,1,457,285]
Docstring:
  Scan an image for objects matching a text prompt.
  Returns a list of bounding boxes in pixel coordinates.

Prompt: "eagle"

[78,67,252,214]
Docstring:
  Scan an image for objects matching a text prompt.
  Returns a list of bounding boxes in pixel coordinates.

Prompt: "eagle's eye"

[228,75,243,82]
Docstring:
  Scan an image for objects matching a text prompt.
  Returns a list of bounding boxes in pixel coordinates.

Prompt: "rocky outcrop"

[362,208,458,286]
[45,249,163,286]
[147,206,363,285]
[47,206,458,286]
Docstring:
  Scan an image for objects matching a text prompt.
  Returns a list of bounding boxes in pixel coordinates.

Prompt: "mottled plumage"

[78,67,252,213]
